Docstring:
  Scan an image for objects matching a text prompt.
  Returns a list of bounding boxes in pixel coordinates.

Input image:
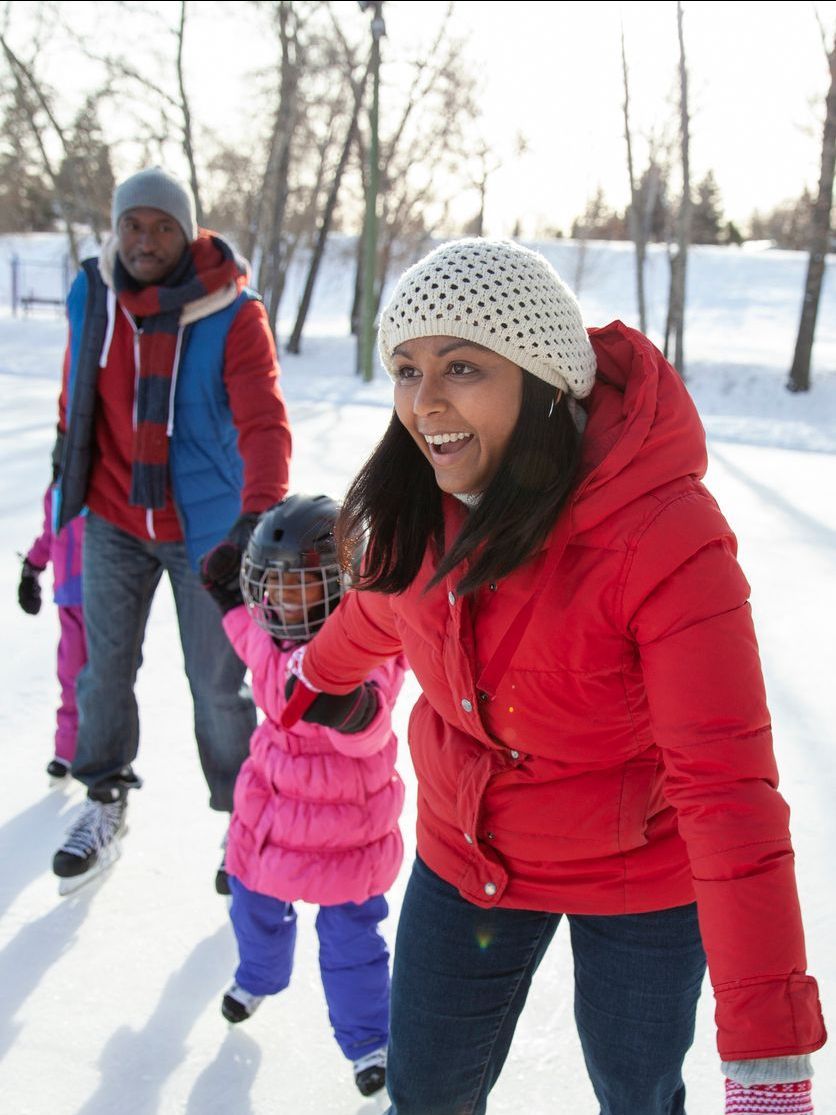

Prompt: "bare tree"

[351,5,481,334]
[71,0,205,223]
[664,1,691,376]
[466,139,504,238]
[0,4,94,265]
[787,24,836,393]
[621,23,648,332]
[175,2,202,221]
[287,50,371,354]
[257,0,304,330]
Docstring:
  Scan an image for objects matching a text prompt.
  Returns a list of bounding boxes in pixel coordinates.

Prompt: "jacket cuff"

[722,1055,814,1086]
[715,975,826,1060]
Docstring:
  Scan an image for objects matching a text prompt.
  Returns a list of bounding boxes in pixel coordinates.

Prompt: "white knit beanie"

[377,239,597,399]
[112,167,198,242]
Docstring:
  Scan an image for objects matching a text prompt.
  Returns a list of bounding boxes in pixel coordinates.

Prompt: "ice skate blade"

[57,837,122,896]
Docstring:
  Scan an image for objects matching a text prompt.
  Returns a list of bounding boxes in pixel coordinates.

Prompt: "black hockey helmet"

[240,493,355,642]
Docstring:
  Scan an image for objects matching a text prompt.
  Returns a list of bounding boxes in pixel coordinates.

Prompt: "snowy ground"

[0,236,834,1114]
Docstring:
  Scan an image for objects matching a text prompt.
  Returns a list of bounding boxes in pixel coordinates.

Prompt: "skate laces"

[61,799,125,859]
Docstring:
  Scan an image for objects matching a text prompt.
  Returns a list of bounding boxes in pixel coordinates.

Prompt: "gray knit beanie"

[377,238,597,399]
[112,167,198,242]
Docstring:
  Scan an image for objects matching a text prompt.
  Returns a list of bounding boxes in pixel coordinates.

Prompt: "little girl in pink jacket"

[18,483,86,779]
[200,493,405,1100]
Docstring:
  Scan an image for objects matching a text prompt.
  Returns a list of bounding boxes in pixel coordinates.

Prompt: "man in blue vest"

[51,167,292,894]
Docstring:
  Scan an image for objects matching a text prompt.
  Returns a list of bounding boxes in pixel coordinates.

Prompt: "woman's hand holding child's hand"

[282,646,378,733]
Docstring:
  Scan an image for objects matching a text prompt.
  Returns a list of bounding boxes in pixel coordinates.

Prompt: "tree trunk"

[176,1,203,224]
[262,1,300,335]
[788,34,836,393]
[286,60,370,354]
[669,2,691,377]
[621,25,647,333]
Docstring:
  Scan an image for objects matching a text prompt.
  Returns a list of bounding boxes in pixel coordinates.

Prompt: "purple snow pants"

[228,875,390,1062]
[55,604,86,764]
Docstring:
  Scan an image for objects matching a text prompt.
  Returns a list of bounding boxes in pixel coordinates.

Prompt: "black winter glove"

[225,512,261,551]
[284,674,379,734]
[199,542,244,614]
[18,558,45,615]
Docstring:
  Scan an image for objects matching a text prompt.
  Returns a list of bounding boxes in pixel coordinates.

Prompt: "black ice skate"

[215,829,231,896]
[46,757,71,782]
[52,793,127,895]
[221,981,264,1024]
[353,1048,387,1097]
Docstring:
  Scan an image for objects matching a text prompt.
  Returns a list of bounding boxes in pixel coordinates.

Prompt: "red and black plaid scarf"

[113,232,247,510]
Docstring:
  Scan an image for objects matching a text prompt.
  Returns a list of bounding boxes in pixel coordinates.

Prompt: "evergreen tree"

[0,98,54,232]
[56,97,115,240]
[691,170,724,244]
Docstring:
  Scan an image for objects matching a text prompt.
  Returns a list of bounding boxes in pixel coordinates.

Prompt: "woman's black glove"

[199,543,244,614]
[284,675,378,734]
[18,558,45,615]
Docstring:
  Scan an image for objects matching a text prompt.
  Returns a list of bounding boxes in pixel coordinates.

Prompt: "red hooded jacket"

[301,321,826,1062]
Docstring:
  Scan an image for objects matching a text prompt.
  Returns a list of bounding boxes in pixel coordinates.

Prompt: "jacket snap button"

[448,591,456,605]
[464,833,473,844]
[483,882,497,896]
[461,698,473,712]
[509,749,519,760]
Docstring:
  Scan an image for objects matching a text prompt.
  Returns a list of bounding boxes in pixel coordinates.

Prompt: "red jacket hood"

[570,321,708,535]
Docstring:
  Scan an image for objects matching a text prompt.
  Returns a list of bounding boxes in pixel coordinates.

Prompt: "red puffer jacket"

[301,321,826,1062]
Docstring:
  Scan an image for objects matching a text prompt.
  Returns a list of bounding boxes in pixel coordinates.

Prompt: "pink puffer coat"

[223,606,406,906]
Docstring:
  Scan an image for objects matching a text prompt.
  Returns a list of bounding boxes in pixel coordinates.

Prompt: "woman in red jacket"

[284,239,826,1114]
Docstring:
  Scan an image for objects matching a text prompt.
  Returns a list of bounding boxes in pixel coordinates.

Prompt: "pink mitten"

[725,1080,813,1114]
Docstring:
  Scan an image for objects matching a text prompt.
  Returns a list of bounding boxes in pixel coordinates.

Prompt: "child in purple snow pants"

[18,484,86,778]
[200,494,406,1101]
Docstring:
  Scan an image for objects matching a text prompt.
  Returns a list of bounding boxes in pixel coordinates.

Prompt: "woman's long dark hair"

[337,371,582,596]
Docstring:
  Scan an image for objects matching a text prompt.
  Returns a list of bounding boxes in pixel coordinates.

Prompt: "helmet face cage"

[240,557,347,642]
[239,494,353,643]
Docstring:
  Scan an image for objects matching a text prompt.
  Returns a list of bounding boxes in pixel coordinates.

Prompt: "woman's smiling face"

[392,336,523,496]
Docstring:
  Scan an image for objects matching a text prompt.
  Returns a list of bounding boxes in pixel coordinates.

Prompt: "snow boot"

[221,981,264,1024]
[52,789,127,894]
[353,1048,387,1097]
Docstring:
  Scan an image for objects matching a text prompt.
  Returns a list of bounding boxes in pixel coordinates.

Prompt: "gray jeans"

[73,512,255,810]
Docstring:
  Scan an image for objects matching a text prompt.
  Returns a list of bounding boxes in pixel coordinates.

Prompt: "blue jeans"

[386,858,706,1115]
[229,876,391,1061]
[73,512,255,810]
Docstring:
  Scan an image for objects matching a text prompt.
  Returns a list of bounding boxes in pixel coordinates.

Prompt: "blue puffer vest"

[57,259,259,568]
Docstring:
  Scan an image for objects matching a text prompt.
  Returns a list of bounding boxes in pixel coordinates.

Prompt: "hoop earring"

[548,389,564,418]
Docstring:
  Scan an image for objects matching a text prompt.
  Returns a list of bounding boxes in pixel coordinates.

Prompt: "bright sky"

[382,0,836,236]
[11,0,835,239]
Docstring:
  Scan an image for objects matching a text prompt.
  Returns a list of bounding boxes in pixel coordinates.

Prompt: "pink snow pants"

[55,604,86,764]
